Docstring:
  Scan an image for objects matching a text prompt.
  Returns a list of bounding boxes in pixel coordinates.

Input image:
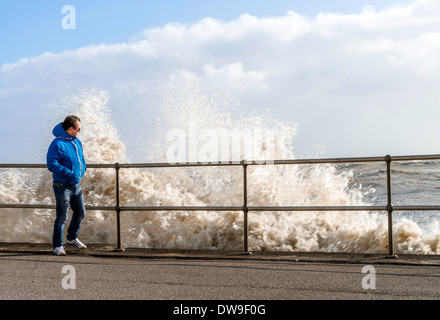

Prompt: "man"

[47,115,87,256]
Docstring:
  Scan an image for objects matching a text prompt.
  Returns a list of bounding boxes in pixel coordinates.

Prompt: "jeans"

[52,181,86,248]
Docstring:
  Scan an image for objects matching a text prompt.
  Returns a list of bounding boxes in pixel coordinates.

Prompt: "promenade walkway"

[1,243,439,304]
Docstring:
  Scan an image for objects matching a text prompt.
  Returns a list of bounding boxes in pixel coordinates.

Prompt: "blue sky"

[1,0,439,163]
[0,0,412,64]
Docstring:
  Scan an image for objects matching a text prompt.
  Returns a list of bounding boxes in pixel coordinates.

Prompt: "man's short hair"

[61,115,81,131]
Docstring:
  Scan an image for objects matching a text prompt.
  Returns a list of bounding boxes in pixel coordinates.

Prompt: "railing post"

[114,162,123,251]
[241,159,250,255]
[385,155,396,258]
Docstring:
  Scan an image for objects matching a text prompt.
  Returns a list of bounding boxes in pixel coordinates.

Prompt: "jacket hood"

[52,123,75,140]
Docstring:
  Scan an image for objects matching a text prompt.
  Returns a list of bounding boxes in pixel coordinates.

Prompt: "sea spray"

[1,89,439,254]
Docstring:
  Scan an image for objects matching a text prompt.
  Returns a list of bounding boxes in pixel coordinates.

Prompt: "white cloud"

[202,62,267,93]
[1,0,440,162]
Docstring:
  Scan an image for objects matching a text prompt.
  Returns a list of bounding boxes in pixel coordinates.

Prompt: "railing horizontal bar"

[0,164,47,168]
[2,203,440,212]
[86,164,117,169]
[1,154,440,170]
[0,204,243,211]
[4,204,439,212]
[390,155,440,161]
[0,164,117,169]
[248,206,387,211]
[2,154,439,170]
[120,206,243,211]
[119,162,242,168]
[271,155,440,165]
[271,157,385,165]
[88,205,118,211]
[393,206,440,211]
[0,204,56,209]
[0,204,116,211]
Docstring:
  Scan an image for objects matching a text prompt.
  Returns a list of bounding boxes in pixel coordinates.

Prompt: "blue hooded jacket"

[47,123,87,185]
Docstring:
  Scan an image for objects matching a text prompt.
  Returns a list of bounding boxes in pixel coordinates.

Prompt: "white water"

[1,88,439,254]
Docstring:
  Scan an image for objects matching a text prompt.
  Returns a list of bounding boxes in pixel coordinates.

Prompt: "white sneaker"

[66,238,87,249]
[54,246,66,256]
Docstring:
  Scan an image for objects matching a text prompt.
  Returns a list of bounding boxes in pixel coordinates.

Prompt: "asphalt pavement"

[1,243,440,302]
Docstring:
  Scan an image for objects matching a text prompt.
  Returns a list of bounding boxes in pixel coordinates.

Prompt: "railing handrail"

[1,153,440,256]
[2,153,440,169]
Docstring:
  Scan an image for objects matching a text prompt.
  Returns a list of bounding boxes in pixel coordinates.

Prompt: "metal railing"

[1,154,440,256]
